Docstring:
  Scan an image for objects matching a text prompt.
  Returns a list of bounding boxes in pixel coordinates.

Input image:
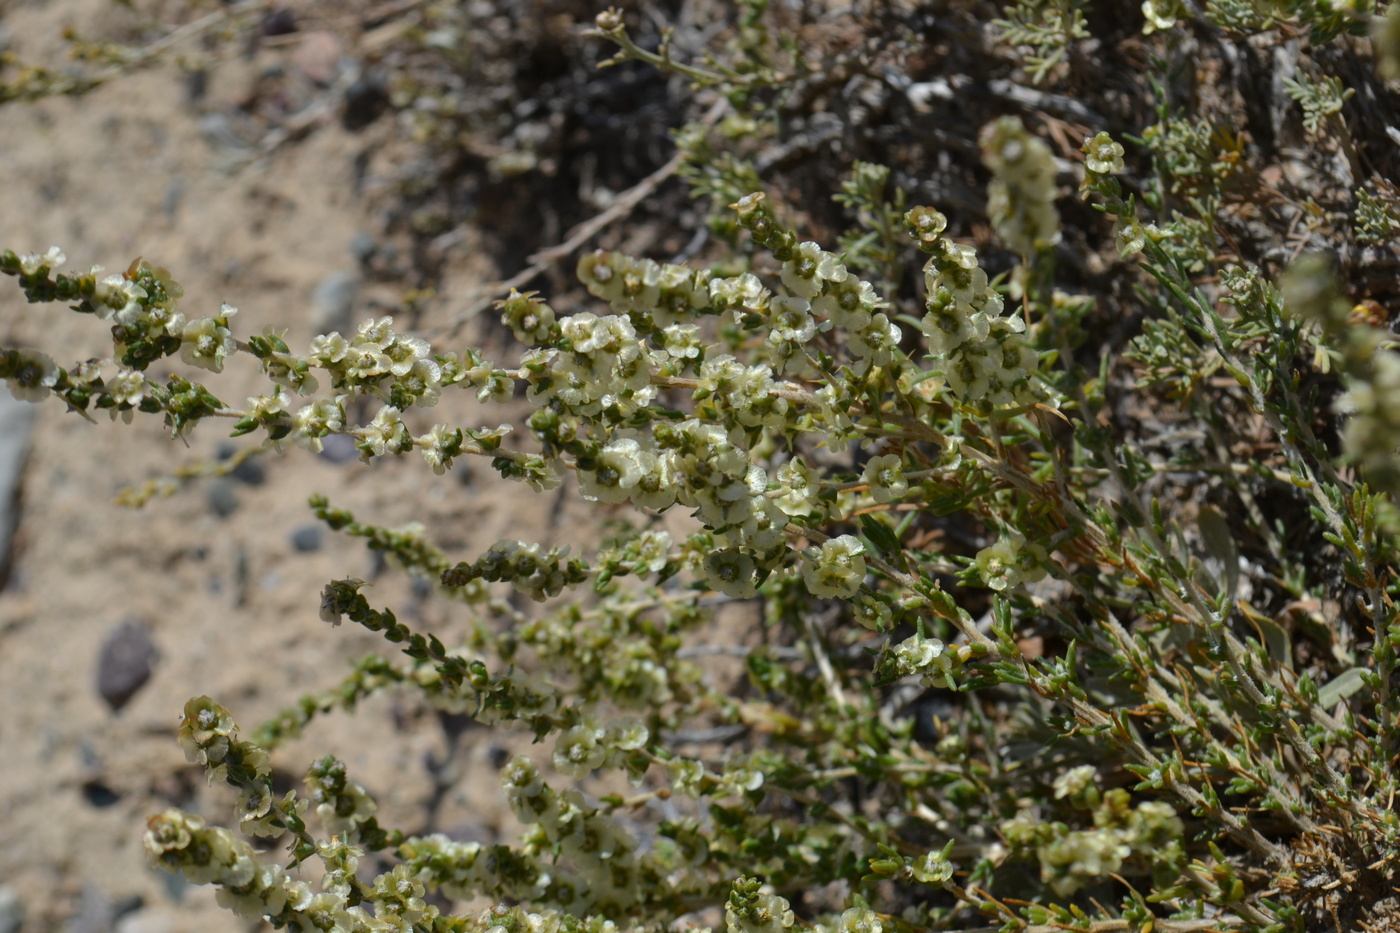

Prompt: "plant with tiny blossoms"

[7,1,1400,931]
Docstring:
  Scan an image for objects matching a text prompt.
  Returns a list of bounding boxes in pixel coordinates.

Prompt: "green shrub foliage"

[5,2,1400,931]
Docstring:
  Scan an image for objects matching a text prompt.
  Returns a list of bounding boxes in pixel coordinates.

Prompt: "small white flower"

[653,263,711,325]
[848,313,901,370]
[418,424,463,475]
[1054,765,1099,800]
[944,344,1001,402]
[553,722,607,778]
[309,332,351,365]
[863,454,908,504]
[780,241,844,299]
[106,368,147,411]
[661,323,703,360]
[93,273,147,322]
[397,357,443,407]
[630,447,678,511]
[975,538,1020,591]
[922,296,982,357]
[180,313,236,373]
[975,533,1047,591]
[1141,0,1182,32]
[245,387,289,421]
[290,397,347,453]
[1114,217,1146,257]
[703,548,759,599]
[1083,131,1125,174]
[576,250,629,303]
[17,246,65,276]
[891,634,958,687]
[2,348,59,402]
[358,405,409,459]
[356,315,396,344]
[611,256,662,314]
[709,272,769,315]
[775,457,823,518]
[386,333,431,377]
[839,907,883,933]
[812,272,883,330]
[609,718,649,751]
[344,344,393,380]
[578,438,644,503]
[802,534,866,599]
[768,295,817,344]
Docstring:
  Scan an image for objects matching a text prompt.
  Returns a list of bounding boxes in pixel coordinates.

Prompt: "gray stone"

[0,886,23,933]
[205,478,240,518]
[290,524,323,553]
[0,391,37,590]
[97,619,158,713]
[66,885,111,933]
[318,432,359,464]
[350,231,378,265]
[217,443,267,486]
[312,270,359,336]
[114,908,174,933]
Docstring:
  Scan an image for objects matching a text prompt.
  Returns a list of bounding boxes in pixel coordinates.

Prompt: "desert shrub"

[4,1,1400,932]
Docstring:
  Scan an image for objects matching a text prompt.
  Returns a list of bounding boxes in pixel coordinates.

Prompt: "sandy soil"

[0,3,588,930]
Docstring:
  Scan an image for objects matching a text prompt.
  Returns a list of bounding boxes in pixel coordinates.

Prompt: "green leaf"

[1316,668,1368,708]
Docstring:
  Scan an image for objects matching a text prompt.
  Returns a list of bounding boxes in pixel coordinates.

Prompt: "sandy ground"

[0,3,593,930]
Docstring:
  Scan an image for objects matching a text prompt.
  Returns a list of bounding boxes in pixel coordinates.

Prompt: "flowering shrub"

[6,2,1400,932]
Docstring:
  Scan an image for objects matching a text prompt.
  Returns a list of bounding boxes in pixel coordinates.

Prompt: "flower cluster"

[550,716,648,779]
[576,250,713,331]
[176,696,270,789]
[725,877,796,933]
[146,810,419,932]
[441,539,590,601]
[306,755,379,841]
[1140,0,1185,33]
[492,755,687,916]
[909,208,1042,407]
[0,347,59,402]
[862,453,908,504]
[731,193,900,379]
[979,116,1061,257]
[523,311,659,419]
[11,0,1400,928]
[1001,790,1184,897]
[887,633,963,689]
[973,534,1047,592]
[801,535,867,599]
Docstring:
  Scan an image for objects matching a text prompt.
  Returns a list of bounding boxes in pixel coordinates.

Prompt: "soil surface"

[0,4,588,931]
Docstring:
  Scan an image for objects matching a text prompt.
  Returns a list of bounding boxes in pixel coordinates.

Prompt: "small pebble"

[162,179,183,217]
[67,885,112,933]
[96,620,158,713]
[312,270,359,336]
[261,8,297,37]
[115,908,175,933]
[350,231,378,265]
[158,871,187,905]
[205,479,240,518]
[318,433,359,464]
[185,69,207,104]
[81,779,121,808]
[293,31,344,86]
[290,524,323,553]
[231,458,266,487]
[217,443,267,486]
[0,392,38,589]
[342,73,389,131]
[0,886,23,933]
